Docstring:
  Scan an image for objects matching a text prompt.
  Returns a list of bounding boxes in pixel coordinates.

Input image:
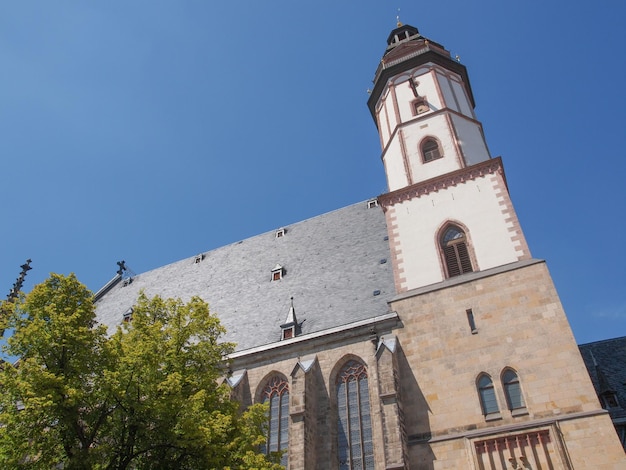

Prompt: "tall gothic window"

[441,225,473,277]
[261,376,289,467]
[337,360,374,470]
[477,374,499,416]
[502,369,526,411]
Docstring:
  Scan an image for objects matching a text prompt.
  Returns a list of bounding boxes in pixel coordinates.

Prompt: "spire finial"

[284,296,297,325]
[396,8,402,27]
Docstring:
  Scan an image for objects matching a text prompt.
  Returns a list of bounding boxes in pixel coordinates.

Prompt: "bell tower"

[368,23,491,190]
[369,23,531,292]
[369,22,626,470]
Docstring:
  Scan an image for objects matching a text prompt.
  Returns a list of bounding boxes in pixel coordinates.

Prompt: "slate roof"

[94,200,395,353]
[579,336,626,422]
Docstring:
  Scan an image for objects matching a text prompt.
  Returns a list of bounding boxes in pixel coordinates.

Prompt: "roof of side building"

[579,336,626,421]
[94,200,395,353]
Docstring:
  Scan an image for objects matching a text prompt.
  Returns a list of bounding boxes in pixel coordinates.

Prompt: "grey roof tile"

[579,336,626,420]
[95,200,395,353]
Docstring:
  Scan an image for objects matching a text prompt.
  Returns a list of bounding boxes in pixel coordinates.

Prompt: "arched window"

[421,138,442,162]
[337,360,374,470]
[441,225,473,277]
[261,376,289,466]
[477,374,499,416]
[502,369,526,411]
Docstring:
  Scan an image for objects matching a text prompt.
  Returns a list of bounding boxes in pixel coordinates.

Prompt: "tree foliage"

[0,274,282,470]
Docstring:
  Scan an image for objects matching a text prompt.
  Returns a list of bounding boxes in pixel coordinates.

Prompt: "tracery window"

[261,376,289,467]
[337,360,374,470]
[441,225,473,277]
[502,369,526,411]
[477,374,499,416]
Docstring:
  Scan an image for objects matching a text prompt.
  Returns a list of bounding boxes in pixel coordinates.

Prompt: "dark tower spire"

[367,23,474,122]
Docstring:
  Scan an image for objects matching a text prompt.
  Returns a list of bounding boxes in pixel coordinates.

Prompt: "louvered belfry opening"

[421,138,442,162]
[441,225,473,277]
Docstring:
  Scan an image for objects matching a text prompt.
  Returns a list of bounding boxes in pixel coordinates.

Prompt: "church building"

[94,22,626,469]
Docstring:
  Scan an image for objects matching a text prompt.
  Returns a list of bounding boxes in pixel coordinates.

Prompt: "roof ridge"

[96,198,381,284]
[579,336,626,347]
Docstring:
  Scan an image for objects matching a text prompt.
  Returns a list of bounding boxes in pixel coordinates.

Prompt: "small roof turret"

[382,23,446,57]
[280,297,302,340]
[386,24,421,47]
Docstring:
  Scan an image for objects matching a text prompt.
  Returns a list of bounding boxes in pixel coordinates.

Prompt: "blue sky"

[1,1,624,345]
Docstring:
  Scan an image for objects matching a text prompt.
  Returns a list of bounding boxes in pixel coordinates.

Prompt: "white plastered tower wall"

[375,62,491,191]
[382,160,529,291]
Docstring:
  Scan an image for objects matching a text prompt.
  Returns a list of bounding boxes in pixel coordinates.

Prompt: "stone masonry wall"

[391,261,626,469]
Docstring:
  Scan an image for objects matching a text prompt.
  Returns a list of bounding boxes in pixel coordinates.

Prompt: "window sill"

[484,412,502,422]
[511,408,529,417]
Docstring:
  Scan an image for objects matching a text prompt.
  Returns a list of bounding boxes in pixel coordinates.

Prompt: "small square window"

[412,98,429,116]
[275,228,286,238]
[367,199,378,209]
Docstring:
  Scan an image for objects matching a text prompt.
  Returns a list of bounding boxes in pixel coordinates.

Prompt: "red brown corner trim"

[379,157,504,210]
[383,206,407,292]
[490,172,532,260]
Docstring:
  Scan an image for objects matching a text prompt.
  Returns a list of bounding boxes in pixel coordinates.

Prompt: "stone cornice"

[378,157,504,210]
[388,259,544,304]
[229,312,400,366]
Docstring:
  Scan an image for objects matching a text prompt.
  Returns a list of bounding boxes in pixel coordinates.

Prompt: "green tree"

[0,274,282,470]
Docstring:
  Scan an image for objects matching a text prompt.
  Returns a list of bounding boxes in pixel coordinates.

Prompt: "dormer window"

[275,228,286,238]
[122,277,133,287]
[194,253,205,264]
[271,264,285,281]
[282,326,294,340]
[601,391,620,409]
[367,199,378,209]
[123,308,133,323]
